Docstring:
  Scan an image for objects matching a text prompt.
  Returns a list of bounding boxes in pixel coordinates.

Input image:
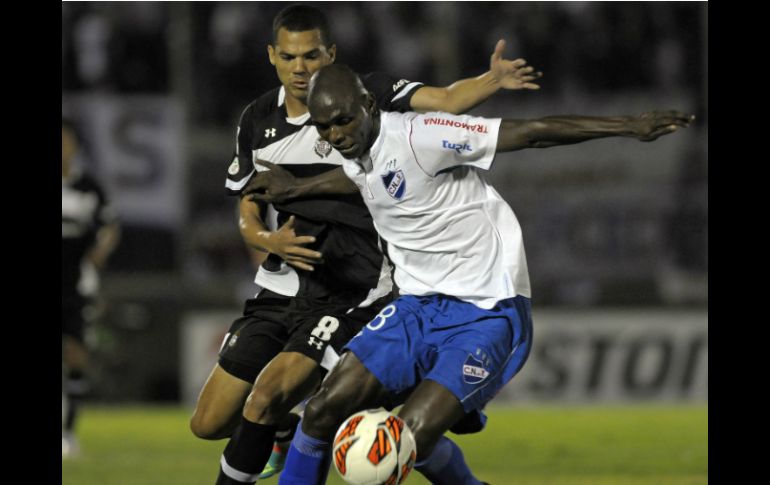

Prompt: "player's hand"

[490,39,543,90]
[632,111,695,141]
[244,160,297,203]
[264,215,323,271]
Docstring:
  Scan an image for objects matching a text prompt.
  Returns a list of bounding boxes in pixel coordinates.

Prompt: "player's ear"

[327,44,337,63]
[365,92,377,115]
[268,45,276,66]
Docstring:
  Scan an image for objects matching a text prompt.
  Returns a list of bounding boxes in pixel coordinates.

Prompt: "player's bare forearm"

[238,196,272,254]
[238,196,322,271]
[410,75,500,114]
[497,111,695,152]
[410,40,542,114]
[245,162,357,204]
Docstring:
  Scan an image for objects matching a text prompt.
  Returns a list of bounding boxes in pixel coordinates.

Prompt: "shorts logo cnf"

[381,169,406,200]
[462,354,489,384]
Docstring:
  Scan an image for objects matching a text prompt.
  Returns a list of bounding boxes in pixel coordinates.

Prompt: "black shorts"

[62,297,91,343]
[218,289,393,383]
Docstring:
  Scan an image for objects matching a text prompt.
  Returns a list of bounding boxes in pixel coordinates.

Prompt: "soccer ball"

[332,408,417,485]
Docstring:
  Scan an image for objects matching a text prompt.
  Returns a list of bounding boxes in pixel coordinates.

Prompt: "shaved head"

[308,64,369,112]
[307,64,379,160]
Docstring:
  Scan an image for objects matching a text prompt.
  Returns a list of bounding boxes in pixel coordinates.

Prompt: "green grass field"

[62,404,707,485]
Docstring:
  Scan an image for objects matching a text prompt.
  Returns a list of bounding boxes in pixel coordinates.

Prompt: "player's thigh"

[190,364,253,439]
[302,352,390,440]
[397,379,466,459]
[218,293,291,384]
[62,334,89,369]
[243,351,323,423]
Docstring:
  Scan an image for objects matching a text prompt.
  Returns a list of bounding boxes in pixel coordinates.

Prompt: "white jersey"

[341,111,531,309]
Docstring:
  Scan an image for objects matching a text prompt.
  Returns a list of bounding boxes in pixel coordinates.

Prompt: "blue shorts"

[345,294,533,413]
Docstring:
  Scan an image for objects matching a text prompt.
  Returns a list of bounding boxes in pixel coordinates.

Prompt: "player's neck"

[284,94,309,118]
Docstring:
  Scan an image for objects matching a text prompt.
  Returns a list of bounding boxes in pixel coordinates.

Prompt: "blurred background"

[62,1,707,407]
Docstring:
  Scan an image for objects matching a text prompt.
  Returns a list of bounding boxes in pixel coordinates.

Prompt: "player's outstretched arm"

[496,111,695,152]
[409,39,542,114]
[243,160,358,204]
[238,195,322,271]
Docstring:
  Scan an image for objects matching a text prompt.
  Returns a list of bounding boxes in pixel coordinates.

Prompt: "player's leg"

[62,300,91,458]
[398,380,484,485]
[216,293,379,485]
[279,351,391,485]
[216,352,322,485]
[190,364,253,440]
[260,409,302,479]
[62,334,89,458]
[191,291,292,441]
[406,294,534,485]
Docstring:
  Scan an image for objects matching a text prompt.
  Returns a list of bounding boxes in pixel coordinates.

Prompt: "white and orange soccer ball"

[332,408,417,485]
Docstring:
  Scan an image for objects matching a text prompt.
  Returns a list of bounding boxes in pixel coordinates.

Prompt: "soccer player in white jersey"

[244,64,694,485]
[189,5,544,485]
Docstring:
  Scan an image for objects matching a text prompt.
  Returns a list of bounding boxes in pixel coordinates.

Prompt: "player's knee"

[190,409,224,440]
[243,385,291,423]
[301,391,342,440]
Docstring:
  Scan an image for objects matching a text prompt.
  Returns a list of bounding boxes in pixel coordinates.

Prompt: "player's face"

[268,28,336,102]
[311,96,374,160]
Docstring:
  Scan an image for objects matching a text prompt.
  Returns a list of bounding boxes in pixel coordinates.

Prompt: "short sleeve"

[408,112,501,176]
[225,104,258,195]
[362,72,424,113]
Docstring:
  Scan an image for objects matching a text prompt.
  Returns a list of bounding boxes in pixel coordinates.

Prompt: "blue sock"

[415,435,483,485]
[278,424,331,485]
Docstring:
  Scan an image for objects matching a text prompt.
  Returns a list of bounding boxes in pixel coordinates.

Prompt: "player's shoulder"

[362,72,406,93]
[238,86,282,126]
[382,110,419,129]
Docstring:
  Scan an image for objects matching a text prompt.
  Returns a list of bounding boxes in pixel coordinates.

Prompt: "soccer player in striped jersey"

[187,5,542,484]
[245,64,694,485]
[62,118,121,458]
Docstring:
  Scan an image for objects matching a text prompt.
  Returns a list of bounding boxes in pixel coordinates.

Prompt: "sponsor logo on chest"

[442,140,473,154]
[424,117,488,133]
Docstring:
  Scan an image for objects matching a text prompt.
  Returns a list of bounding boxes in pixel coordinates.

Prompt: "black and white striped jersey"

[225,72,423,301]
[62,167,117,301]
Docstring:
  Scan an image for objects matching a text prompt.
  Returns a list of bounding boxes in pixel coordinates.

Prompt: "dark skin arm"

[244,111,695,203]
[243,161,357,203]
[497,111,695,151]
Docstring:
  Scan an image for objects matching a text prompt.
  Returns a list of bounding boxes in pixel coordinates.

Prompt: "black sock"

[64,369,89,432]
[216,417,278,485]
[275,412,301,446]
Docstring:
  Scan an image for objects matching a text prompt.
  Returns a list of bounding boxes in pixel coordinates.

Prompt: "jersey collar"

[277,86,311,126]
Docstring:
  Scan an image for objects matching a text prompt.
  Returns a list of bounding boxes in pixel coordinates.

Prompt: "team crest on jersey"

[228,334,239,348]
[381,169,406,200]
[228,157,240,175]
[462,354,489,384]
[314,139,333,158]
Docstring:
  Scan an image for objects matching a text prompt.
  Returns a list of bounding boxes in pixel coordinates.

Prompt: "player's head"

[307,64,378,160]
[62,117,80,171]
[269,5,336,103]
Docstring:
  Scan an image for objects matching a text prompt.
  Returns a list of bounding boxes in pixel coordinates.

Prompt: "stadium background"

[61,2,707,484]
